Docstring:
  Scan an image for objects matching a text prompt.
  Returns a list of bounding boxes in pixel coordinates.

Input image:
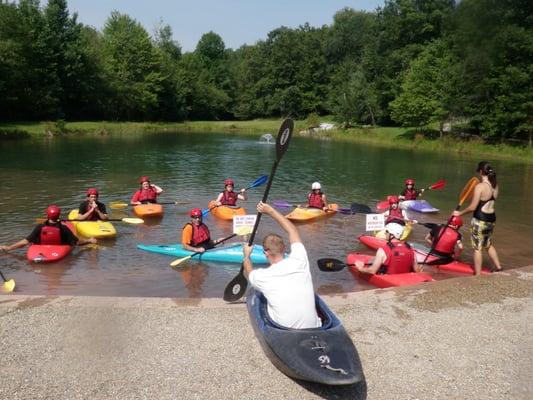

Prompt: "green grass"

[1,120,531,163]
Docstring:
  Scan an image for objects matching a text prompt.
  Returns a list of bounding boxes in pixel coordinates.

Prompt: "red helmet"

[139,176,150,184]
[46,205,61,220]
[190,208,202,218]
[405,179,415,186]
[388,195,400,205]
[224,179,234,186]
[86,188,99,197]
[450,215,463,228]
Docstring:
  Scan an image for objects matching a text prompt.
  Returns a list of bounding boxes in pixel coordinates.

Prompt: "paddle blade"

[247,175,268,190]
[429,179,446,190]
[170,255,192,267]
[109,202,129,209]
[275,119,294,160]
[121,217,144,224]
[317,258,346,272]
[421,222,440,230]
[337,207,354,215]
[1,278,15,293]
[459,177,480,206]
[223,266,248,302]
[351,203,373,214]
[272,200,292,208]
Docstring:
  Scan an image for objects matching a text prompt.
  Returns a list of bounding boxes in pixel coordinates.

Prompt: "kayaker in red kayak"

[399,178,425,201]
[242,201,321,329]
[354,222,421,275]
[425,216,463,264]
[0,205,96,252]
[130,176,163,205]
[77,188,108,221]
[453,161,502,274]
[308,182,329,211]
[214,179,247,207]
[383,196,416,225]
[182,208,223,253]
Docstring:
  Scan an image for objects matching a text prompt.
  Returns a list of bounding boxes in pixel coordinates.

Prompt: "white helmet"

[311,182,321,190]
[385,223,404,240]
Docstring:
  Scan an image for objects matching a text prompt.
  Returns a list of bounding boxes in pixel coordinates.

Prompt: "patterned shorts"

[470,218,495,250]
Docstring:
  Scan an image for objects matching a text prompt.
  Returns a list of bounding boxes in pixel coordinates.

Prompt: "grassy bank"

[1,120,532,163]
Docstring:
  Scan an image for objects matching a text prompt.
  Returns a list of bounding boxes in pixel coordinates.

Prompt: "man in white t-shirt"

[243,201,321,329]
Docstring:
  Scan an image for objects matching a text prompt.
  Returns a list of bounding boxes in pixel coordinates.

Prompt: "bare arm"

[0,239,30,252]
[243,244,253,277]
[257,202,301,244]
[238,189,247,201]
[322,194,328,210]
[355,248,386,275]
[152,184,163,194]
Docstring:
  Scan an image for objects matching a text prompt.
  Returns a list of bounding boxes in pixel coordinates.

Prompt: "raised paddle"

[272,200,353,215]
[317,257,372,272]
[421,177,479,265]
[170,233,238,267]
[201,174,269,217]
[0,267,15,293]
[36,217,144,224]
[223,119,293,302]
[110,200,189,210]
[424,179,446,191]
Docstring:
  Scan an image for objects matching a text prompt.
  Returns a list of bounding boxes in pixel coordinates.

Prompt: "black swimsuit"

[473,183,496,223]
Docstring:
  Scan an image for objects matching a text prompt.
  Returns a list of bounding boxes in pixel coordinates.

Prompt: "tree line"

[0,0,531,144]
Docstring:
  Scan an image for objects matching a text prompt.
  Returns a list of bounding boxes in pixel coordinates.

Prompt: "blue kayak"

[402,200,439,213]
[137,242,268,264]
[247,290,365,386]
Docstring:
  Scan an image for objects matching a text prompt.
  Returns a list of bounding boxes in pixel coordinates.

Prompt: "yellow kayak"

[208,200,246,221]
[68,210,117,239]
[286,204,338,222]
[375,222,413,241]
[133,203,164,218]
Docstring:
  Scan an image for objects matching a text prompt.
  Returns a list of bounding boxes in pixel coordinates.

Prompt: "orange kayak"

[286,204,338,222]
[208,200,246,221]
[133,203,164,218]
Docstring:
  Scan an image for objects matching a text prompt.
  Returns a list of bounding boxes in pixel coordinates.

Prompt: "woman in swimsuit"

[453,161,502,275]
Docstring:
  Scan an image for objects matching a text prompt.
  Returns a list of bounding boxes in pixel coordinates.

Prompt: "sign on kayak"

[233,214,257,236]
[365,213,385,231]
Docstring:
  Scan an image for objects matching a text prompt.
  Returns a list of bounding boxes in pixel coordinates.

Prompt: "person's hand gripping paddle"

[223,119,293,302]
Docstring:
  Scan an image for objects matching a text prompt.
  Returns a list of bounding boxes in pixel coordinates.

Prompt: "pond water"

[1,131,531,298]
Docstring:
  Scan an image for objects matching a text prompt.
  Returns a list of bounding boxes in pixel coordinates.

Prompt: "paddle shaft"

[0,269,9,282]
[182,233,237,261]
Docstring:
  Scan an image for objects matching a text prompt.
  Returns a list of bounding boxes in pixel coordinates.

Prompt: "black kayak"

[246,290,365,386]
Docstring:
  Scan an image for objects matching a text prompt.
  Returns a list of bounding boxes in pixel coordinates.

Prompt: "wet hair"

[262,234,286,257]
[477,161,497,188]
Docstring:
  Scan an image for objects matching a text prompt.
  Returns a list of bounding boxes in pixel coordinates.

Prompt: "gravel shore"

[1,266,531,400]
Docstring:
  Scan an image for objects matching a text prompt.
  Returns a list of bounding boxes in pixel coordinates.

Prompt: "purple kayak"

[404,200,439,213]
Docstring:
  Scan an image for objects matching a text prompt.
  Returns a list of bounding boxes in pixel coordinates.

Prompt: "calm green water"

[1,132,532,298]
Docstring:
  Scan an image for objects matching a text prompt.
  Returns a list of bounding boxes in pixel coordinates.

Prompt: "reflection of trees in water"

[178,263,208,298]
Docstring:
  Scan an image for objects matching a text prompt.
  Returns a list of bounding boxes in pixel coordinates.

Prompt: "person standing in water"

[453,161,502,274]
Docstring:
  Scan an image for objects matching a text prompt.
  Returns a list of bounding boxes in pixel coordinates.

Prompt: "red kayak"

[346,253,434,288]
[26,222,75,263]
[358,235,491,275]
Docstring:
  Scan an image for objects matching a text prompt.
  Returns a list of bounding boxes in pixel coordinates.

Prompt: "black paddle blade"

[276,118,294,160]
[421,222,440,230]
[223,266,248,302]
[351,203,373,214]
[317,258,346,272]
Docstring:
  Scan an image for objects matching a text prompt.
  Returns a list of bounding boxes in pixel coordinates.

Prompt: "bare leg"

[473,249,483,276]
[487,245,502,271]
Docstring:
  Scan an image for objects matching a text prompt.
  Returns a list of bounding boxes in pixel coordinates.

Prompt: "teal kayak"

[137,242,268,264]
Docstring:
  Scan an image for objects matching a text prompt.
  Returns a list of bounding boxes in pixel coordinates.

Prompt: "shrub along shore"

[1,120,532,163]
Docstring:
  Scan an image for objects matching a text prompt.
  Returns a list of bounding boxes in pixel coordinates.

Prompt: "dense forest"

[0,0,531,144]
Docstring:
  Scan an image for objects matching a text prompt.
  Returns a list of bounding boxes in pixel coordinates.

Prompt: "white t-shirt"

[249,242,321,329]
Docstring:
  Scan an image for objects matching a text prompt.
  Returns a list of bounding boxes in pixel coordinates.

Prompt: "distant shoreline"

[1,120,532,163]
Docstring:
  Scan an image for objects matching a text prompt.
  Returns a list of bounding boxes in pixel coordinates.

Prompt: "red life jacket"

[186,223,211,247]
[380,241,414,274]
[221,191,238,206]
[135,187,158,203]
[40,224,62,245]
[434,226,460,255]
[404,188,418,200]
[308,192,325,209]
[386,207,404,224]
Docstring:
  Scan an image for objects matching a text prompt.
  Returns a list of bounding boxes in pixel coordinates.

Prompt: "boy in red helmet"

[130,176,163,205]
[182,208,224,253]
[0,205,96,252]
[78,188,108,221]
[425,215,463,264]
[399,178,424,201]
[215,179,247,207]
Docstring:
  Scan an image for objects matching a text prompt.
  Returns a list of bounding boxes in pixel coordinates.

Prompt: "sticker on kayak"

[233,214,257,236]
[366,213,385,231]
